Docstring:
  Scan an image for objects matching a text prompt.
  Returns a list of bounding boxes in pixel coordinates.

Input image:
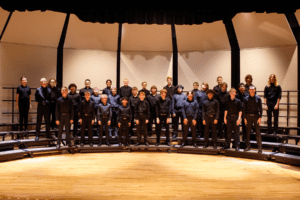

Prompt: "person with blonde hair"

[264,74,282,135]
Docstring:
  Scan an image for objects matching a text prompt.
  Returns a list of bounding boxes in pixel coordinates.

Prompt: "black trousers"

[156,114,170,144]
[50,102,57,129]
[226,115,240,147]
[136,113,148,143]
[197,109,203,135]
[99,116,110,144]
[36,103,51,137]
[267,102,279,133]
[148,109,157,134]
[130,108,136,135]
[110,108,118,136]
[19,102,29,131]
[80,115,93,143]
[119,118,130,144]
[173,110,183,134]
[245,114,262,149]
[57,115,71,144]
[217,108,226,137]
[73,112,79,137]
[204,116,217,146]
[183,116,197,144]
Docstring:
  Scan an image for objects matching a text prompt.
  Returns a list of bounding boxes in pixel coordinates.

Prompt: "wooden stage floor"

[0,152,300,199]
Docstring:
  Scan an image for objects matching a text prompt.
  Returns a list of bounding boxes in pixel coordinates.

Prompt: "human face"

[187,93,193,101]
[177,88,182,94]
[70,87,76,94]
[93,90,99,96]
[221,85,227,93]
[124,80,129,86]
[193,84,199,90]
[161,92,166,99]
[112,88,117,95]
[85,92,91,101]
[139,93,145,101]
[61,88,68,98]
[142,82,147,89]
[21,78,27,87]
[101,96,107,104]
[122,99,128,107]
[41,79,47,88]
[106,81,112,87]
[207,93,214,100]
[246,77,252,85]
[167,78,172,85]
[229,90,236,100]
[151,88,156,95]
[249,89,256,97]
[217,78,223,85]
[132,90,137,96]
[239,85,245,93]
[270,75,275,84]
[85,81,90,88]
[202,84,207,92]
[50,80,56,88]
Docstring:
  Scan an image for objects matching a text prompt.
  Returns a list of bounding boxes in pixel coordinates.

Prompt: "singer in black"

[97,94,112,146]
[135,91,150,146]
[68,83,81,138]
[55,87,74,148]
[117,97,132,146]
[16,76,31,131]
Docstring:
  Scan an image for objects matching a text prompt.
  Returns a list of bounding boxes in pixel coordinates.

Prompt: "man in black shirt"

[97,94,112,146]
[120,78,132,99]
[16,76,31,131]
[156,89,172,146]
[129,87,139,136]
[147,85,159,136]
[68,83,81,138]
[55,87,74,148]
[163,76,176,100]
[79,79,93,99]
[35,78,52,140]
[118,97,132,146]
[213,76,223,95]
[224,88,242,151]
[216,82,229,139]
[102,79,112,96]
[243,85,262,153]
[264,74,282,135]
[48,78,61,130]
[244,74,253,95]
[79,91,95,147]
[202,89,219,149]
[236,83,249,141]
[139,81,150,98]
[135,91,150,146]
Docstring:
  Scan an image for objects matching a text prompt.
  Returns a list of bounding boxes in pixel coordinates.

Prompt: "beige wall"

[0,7,10,32]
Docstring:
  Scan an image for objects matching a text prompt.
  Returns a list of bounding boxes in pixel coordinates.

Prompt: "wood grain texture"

[0,152,300,199]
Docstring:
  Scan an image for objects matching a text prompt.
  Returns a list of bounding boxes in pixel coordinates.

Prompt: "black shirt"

[163,84,176,99]
[97,103,112,121]
[129,95,140,110]
[134,100,150,120]
[147,94,159,110]
[120,86,132,98]
[55,96,74,120]
[243,95,263,118]
[216,90,229,110]
[213,85,221,95]
[17,85,31,104]
[80,99,95,118]
[49,86,61,102]
[202,98,219,120]
[117,104,132,122]
[79,87,94,99]
[35,86,51,105]
[181,99,199,120]
[235,91,248,107]
[139,89,150,98]
[264,84,282,103]
[156,97,172,118]
[67,92,81,113]
[102,87,112,96]
[225,98,242,116]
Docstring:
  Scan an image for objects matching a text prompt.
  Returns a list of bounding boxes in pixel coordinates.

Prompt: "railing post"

[12,88,14,124]
[287,91,290,127]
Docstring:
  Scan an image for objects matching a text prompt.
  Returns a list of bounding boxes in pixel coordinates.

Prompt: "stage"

[0,152,299,199]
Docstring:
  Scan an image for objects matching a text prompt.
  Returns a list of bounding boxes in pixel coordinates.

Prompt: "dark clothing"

[128,95,139,134]
[80,99,95,119]
[204,116,217,146]
[236,91,248,138]
[243,95,263,118]
[108,94,120,132]
[17,85,31,130]
[136,113,148,143]
[216,91,229,110]
[119,86,132,98]
[172,93,187,114]
[57,115,71,143]
[108,94,121,108]
[147,94,159,133]
[225,98,242,116]
[264,84,282,103]
[99,117,110,144]
[195,90,207,134]
[79,87,93,99]
[226,115,240,148]
[55,97,74,121]
[156,97,172,118]
[183,116,197,144]
[97,103,112,121]
[79,99,95,144]
[49,86,61,102]
[35,86,52,137]
[147,94,159,110]
[102,87,112,96]
[244,83,253,95]
[90,95,101,110]
[134,100,150,120]
[202,98,219,121]
[245,114,262,149]
[163,84,176,99]
[68,92,81,137]
[139,89,150,98]
[181,99,198,120]
[117,105,132,123]
[156,114,170,144]
[213,85,221,95]
[118,104,132,144]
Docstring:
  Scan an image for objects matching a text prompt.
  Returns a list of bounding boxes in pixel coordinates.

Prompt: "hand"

[244,119,247,125]
[128,123,131,127]
[92,120,94,125]
[136,120,139,125]
[145,120,149,124]
[265,105,268,110]
[274,104,279,110]
[173,114,176,117]
[183,118,188,125]
[214,119,218,124]
[70,120,73,124]
[167,118,170,124]
[79,119,82,124]
[192,119,196,126]
[56,120,60,125]
[236,119,241,126]
[257,118,261,126]
[118,123,121,128]
[98,121,101,125]
[224,118,227,125]
[157,119,160,124]
[203,120,206,125]
[30,104,32,109]
[107,120,111,126]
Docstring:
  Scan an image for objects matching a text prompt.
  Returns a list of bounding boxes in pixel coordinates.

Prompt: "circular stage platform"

[0,152,300,199]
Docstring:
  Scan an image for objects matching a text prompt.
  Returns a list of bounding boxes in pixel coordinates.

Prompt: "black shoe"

[155,143,159,146]
[56,144,61,149]
[223,145,230,149]
[193,143,198,148]
[90,143,93,147]
[107,142,111,146]
[35,136,39,141]
[235,147,240,152]
[258,149,262,154]
[135,142,140,146]
[167,142,171,146]
[80,143,84,147]
[119,143,122,147]
[213,144,217,149]
[145,142,149,146]
[244,147,251,152]
[181,143,185,148]
[98,143,102,146]
[126,143,130,147]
